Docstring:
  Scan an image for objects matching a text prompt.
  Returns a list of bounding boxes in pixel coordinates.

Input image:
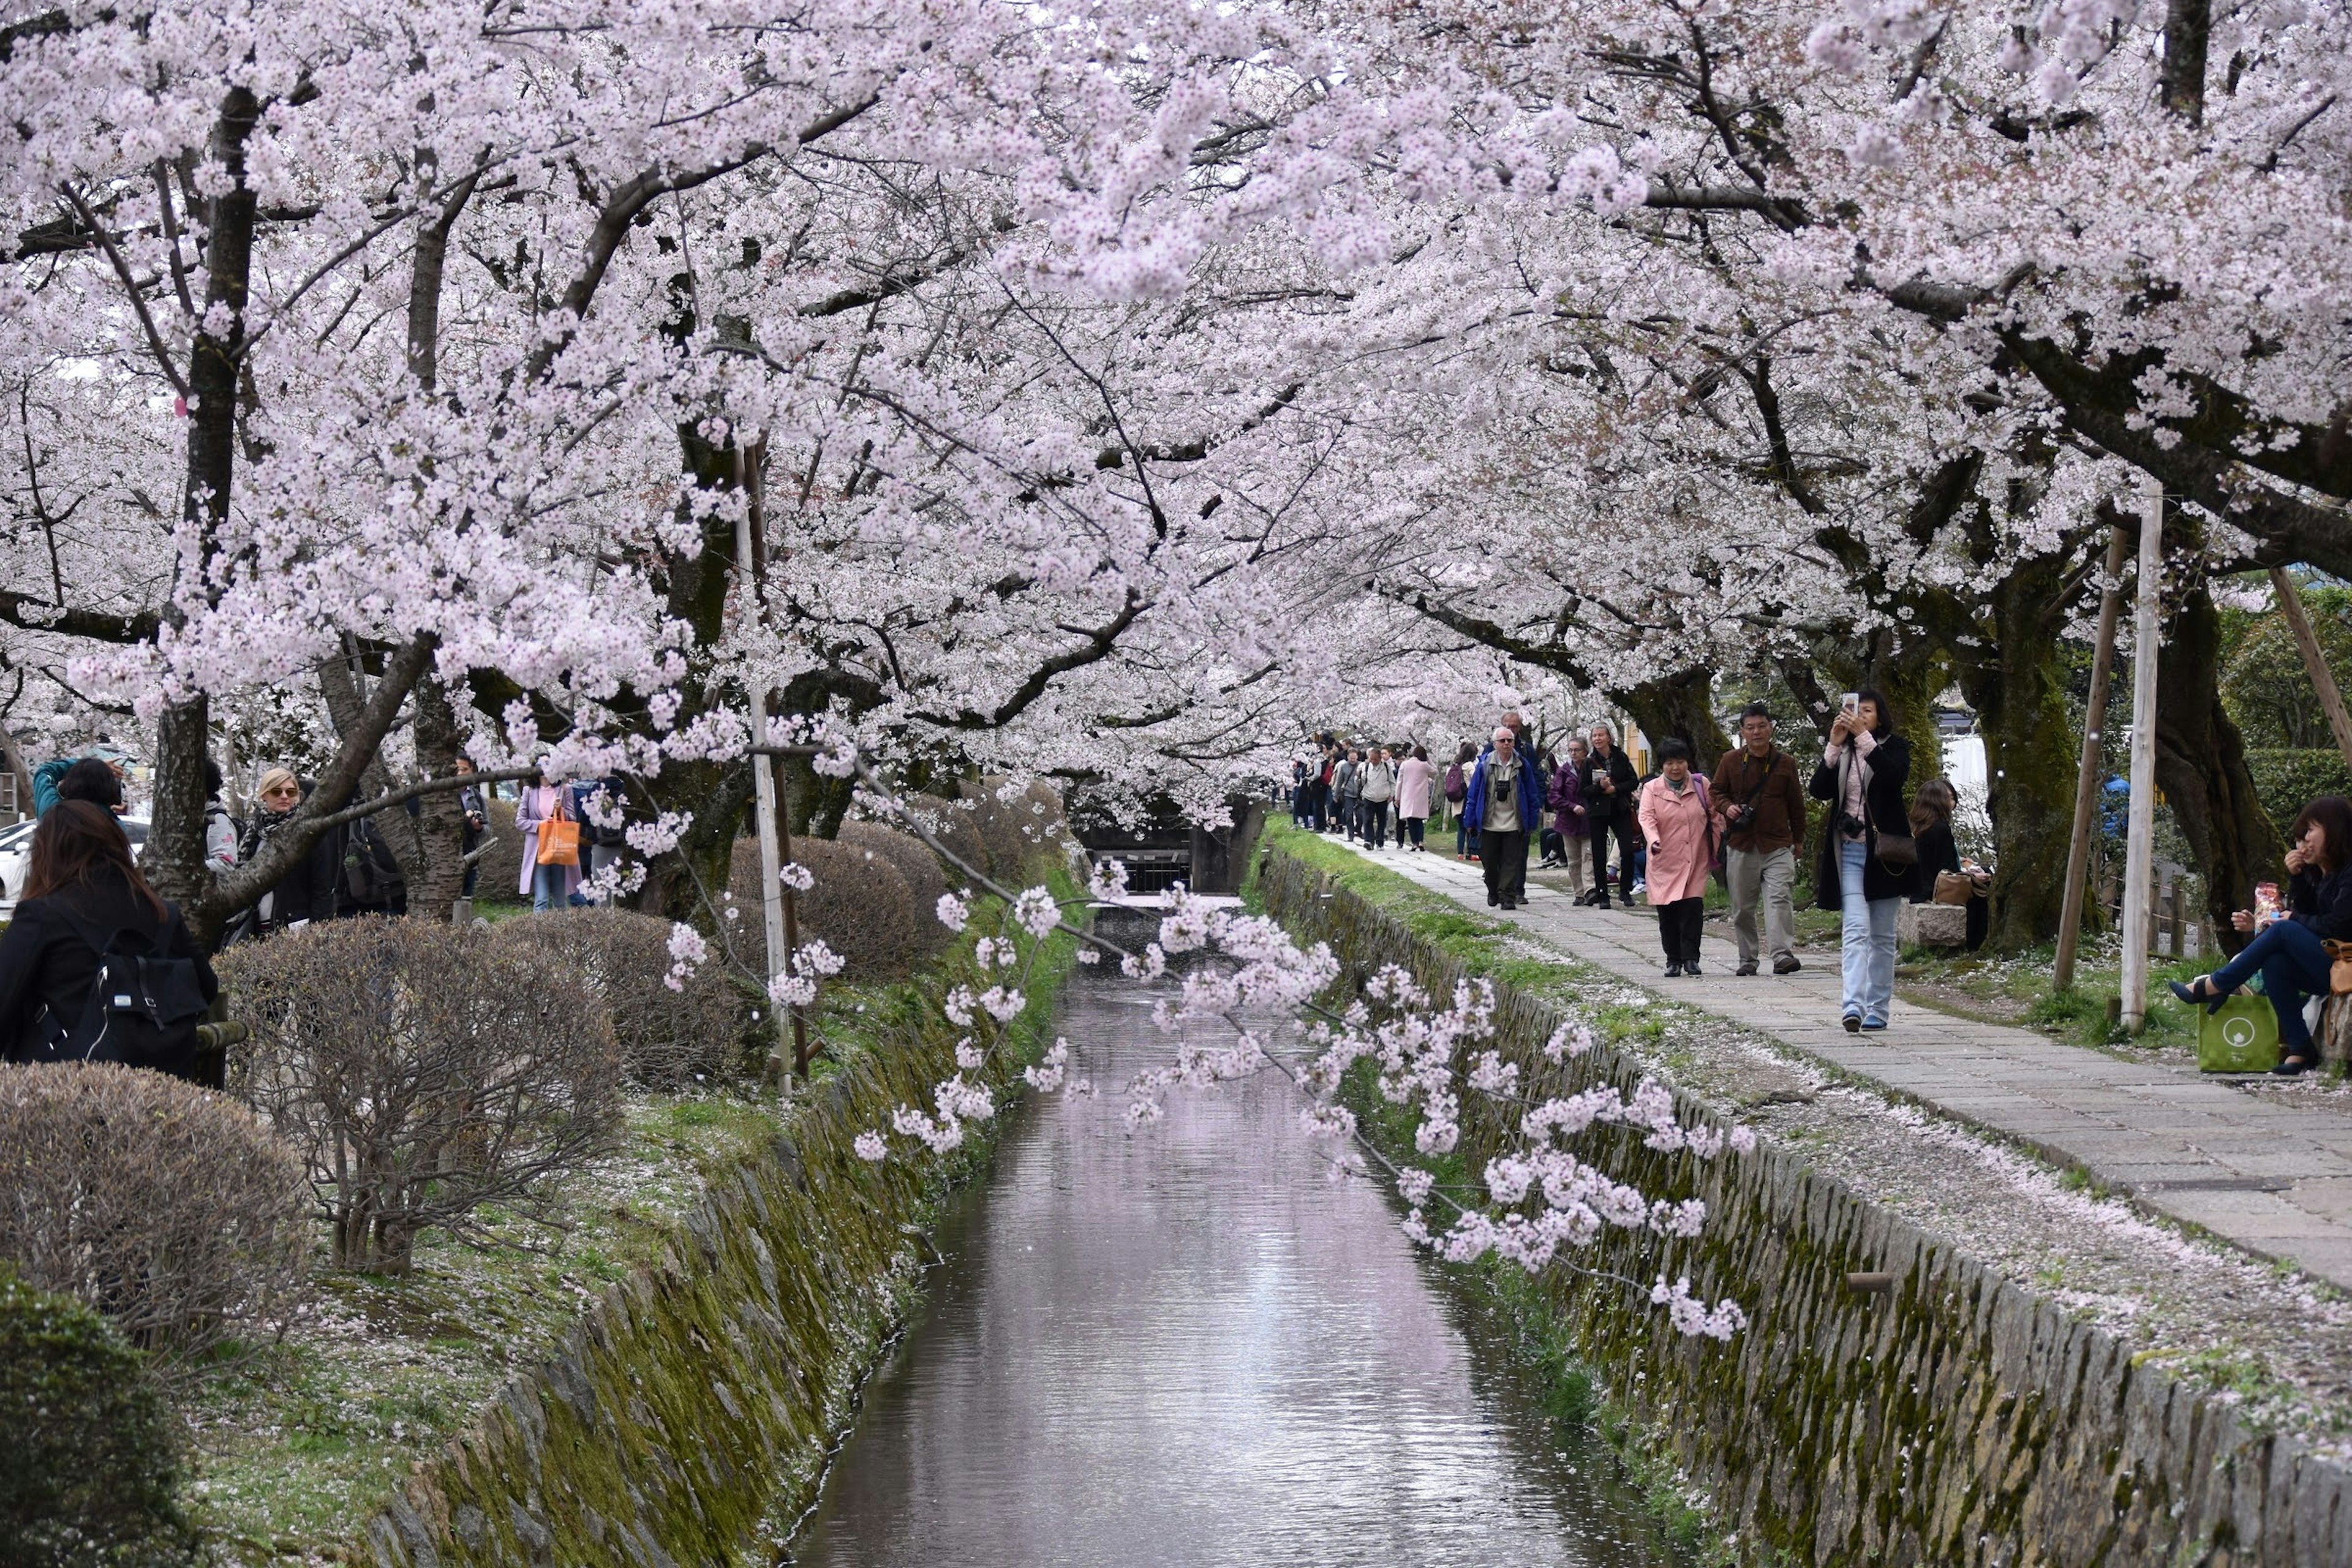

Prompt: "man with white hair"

[1464,725,1544,910]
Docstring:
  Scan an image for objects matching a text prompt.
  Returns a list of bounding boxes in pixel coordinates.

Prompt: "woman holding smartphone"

[2172,796,2352,1076]
[1810,688,1917,1033]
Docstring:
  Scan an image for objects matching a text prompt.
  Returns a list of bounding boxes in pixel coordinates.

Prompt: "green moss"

[182,862,1085,1567]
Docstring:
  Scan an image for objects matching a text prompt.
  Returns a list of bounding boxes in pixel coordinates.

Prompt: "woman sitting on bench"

[2174,795,2352,1077]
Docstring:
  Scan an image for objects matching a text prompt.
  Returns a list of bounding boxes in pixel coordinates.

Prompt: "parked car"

[0,815,146,917]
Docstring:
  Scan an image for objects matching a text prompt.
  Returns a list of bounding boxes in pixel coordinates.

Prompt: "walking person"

[2172,796,2352,1077]
[1811,688,1917,1033]
[1580,724,1640,907]
[1547,737,1591,898]
[456,756,487,898]
[1712,703,1808,976]
[1447,743,1477,860]
[515,772,581,913]
[1358,747,1396,850]
[1335,748,1362,842]
[1465,727,1543,910]
[1638,739,1714,976]
[1396,745,1436,853]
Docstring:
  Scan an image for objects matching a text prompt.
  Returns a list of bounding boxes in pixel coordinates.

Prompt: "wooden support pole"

[2120,478,2165,1033]
[740,439,813,1078]
[2056,524,2131,993]
[734,446,793,1080]
[2269,567,2352,772]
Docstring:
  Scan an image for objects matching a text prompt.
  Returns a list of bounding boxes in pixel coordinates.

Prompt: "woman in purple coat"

[1544,737,1591,900]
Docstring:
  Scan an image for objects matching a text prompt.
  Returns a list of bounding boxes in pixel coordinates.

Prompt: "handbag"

[1873,830,1918,871]
[1932,871,1975,906]
[535,794,580,867]
[2328,940,2352,997]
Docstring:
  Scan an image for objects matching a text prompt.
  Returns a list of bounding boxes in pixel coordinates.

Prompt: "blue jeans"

[1839,839,1900,1022]
[532,862,567,913]
[2211,919,2333,1051]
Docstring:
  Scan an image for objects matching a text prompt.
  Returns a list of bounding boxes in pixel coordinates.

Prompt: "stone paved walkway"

[1321,833,2352,1292]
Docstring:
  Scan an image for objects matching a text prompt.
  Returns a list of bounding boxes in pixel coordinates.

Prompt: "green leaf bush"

[0,1265,198,1568]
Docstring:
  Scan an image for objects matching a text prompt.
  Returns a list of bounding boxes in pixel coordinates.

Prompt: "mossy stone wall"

[1259,845,2352,1568]
[361,1007,1038,1567]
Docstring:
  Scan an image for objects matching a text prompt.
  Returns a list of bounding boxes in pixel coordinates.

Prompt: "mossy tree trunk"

[1961,564,2079,948]
[1613,665,1728,765]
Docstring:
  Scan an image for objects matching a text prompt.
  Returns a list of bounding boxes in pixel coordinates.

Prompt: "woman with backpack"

[0,801,217,1080]
[1447,742,1477,861]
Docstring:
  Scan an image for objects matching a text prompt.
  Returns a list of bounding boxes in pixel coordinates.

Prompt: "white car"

[0,815,148,916]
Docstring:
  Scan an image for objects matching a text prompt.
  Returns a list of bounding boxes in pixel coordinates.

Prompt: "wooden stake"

[734,445,794,1080]
[2056,524,2131,993]
[741,438,813,1077]
[2268,567,2352,772]
[2120,478,2165,1033]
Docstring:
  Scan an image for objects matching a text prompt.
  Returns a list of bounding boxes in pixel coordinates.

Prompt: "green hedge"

[0,1266,196,1567]
[2243,748,2352,836]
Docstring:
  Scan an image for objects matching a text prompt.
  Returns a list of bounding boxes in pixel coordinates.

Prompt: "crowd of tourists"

[0,750,630,1083]
[1294,695,2009,1033]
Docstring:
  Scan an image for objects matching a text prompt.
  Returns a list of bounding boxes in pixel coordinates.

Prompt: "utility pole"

[2269,567,2352,772]
[2055,524,2131,992]
[2119,477,2164,1033]
[735,445,793,1079]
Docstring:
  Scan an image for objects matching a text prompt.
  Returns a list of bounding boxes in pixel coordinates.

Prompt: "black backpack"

[32,911,210,1080]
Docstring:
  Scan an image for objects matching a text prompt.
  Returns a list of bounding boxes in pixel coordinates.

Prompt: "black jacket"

[236,806,343,932]
[1809,731,1918,908]
[1580,746,1638,824]
[0,870,217,1077]
[2288,862,2352,942]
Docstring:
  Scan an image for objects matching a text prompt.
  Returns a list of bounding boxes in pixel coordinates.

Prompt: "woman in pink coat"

[1395,745,1437,853]
[513,774,581,911]
[1637,739,1714,977]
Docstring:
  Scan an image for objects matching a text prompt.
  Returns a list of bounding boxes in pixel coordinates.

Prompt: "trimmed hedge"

[731,835,928,980]
[494,908,753,1089]
[0,1065,309,1366]
[2243,748,2352,837]
[834,821,952,956]
[0,1265,197,1567]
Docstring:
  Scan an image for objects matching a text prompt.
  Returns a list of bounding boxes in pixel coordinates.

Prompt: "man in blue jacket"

[1464,726,1545,910]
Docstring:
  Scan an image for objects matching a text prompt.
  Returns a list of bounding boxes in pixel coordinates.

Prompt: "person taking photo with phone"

[1811,688,1917,1033]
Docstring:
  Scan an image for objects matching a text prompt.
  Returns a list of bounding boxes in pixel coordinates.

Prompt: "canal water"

[786,964,1684,1568]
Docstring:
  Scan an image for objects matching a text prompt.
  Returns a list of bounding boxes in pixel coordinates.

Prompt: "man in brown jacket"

[1712,703,1809,976]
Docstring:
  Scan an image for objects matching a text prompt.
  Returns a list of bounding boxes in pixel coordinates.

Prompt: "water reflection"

[786,965,1679,1568]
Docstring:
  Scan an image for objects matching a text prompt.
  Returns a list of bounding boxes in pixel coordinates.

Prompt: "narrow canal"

[786,962,1687,1567]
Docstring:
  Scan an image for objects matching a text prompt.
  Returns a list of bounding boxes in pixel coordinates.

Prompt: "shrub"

[0,1266,197,1568]
[222,920,623,1273]
[494,908,750,1090]
[2243,748,2352,840]
[731,835,927,980]
[0,1065,307,1369]
[472,796,525,901]
[835,820,952,952]
[894,793,988,884]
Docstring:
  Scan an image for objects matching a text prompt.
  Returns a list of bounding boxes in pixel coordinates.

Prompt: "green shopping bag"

[2198,990,2281,1073]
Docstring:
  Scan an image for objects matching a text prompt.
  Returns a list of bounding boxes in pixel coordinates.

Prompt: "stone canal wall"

[361,982,1060,1568]
[1257,845,2352,1568]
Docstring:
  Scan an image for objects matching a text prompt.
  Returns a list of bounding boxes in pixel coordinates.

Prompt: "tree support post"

[734,448,793,1081]
[2056,524,2131,992]
[2120,479,2165,1032]
[2267,567,2352,772]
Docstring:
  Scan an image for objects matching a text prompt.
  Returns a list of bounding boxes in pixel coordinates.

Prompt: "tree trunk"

[407,672,469,918]
[2154,583,2280,955]
[148,89,261,917]
[1964,566,2079,948]
[1613,666,1727,765]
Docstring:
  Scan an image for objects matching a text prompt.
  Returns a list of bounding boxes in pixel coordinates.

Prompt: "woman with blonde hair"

[230,768,341,939]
